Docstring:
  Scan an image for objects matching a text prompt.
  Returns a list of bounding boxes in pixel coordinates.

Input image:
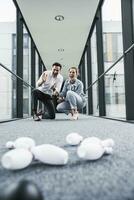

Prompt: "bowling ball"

[3,180,44,200]
[0,191,5,200]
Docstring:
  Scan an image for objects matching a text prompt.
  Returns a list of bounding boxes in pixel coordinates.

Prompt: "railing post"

[16,9,23,118]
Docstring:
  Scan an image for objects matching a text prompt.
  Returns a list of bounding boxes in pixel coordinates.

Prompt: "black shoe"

[36,110,45,116]
[42,113,50,119]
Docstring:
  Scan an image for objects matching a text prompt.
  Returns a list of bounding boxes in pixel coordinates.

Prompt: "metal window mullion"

[121,0,134,120]
[81,57,86,93]
[30,40,35,115]
[38,56,43,110]
[16,10,23,118]
[78,64,81,80]
[96,10,106,117]
[38,56,43,77]
[81,57,86,114]
[31,40,36,88]
[43,63,46,71]
[87,40,93,115]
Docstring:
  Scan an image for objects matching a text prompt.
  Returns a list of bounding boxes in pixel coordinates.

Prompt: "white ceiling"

[16,0,100,74]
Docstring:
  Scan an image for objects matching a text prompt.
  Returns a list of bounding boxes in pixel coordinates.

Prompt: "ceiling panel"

[16,0,100,72]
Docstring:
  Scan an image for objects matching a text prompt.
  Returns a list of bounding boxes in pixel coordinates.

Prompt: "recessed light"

[55,15,64,21]
[58,48,64,52]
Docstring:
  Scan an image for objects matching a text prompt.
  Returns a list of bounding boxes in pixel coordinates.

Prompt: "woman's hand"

[57,96,64,103]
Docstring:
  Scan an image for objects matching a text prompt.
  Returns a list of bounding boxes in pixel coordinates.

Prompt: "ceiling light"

[55,15,64,21]
[58,48,64,52]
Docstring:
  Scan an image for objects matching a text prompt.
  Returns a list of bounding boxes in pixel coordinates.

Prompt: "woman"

[56,67,87,120]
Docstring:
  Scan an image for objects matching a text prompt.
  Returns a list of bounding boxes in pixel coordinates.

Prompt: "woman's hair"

[68,67,78,75]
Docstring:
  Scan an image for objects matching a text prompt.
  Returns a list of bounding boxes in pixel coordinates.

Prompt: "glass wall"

[104,58,126,118]
[12,33,17,118]
[90,26,99,116]
[35,51,39,82]
[0,1,43,121]
[102,0,126,119]
[23,25,31,117]
[0,0,16,120]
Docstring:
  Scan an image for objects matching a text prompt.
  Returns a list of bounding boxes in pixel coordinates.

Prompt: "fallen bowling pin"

[2,180,44,200]
[66,132,83,145]
[104,147,113,155]
[1,149,33,170]
[6,137,36,150]
[31,144,68,165]
[77,143,105,160]
[101,138,115,148]
[80,137,101,147]
[6,141,14,149]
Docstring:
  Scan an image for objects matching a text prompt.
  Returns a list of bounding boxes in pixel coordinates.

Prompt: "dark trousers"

[32,89,55,119]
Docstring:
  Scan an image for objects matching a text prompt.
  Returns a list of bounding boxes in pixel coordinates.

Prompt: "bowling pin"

[66,132,83,145]
[101,138,115,148]
[104,147,113,155]
[77,143,105,160]
[31,144,68,165]
[6,141,14,149]
[6,137,36,150]
[80,137,101,146]
[1,149,33,170]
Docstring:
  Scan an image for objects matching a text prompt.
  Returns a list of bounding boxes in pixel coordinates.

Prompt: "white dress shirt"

[37,71,63,96]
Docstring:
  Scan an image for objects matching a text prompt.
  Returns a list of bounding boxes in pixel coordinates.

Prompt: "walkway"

[0,114,134,200]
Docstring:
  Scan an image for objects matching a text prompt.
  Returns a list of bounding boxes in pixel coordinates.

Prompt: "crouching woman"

[56,67,87,120]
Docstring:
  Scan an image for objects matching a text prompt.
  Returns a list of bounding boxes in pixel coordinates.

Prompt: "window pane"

[91,26,99,116]
[104,59,126,118]
[0,0,16,120]
[102,0,126,119]
[35,51,39,82]
[23,25,31,117]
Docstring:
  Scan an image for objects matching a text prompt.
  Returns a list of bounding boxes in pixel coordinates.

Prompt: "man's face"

[52,65,61,77]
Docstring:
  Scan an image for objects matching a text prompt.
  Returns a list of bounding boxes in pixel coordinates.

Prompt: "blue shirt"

[60,78,87,102]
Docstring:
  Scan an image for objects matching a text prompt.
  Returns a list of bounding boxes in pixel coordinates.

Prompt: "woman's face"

[69,69,77,79]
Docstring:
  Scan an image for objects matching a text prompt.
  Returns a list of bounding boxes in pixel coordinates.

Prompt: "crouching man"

[32,62,63,121]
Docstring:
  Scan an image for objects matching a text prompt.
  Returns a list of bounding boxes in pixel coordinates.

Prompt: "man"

[32,62,63,121]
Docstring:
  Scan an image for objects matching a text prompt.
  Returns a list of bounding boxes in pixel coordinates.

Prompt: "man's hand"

[53,90,59,96]
[42,73,47,82]
[36,72,48,87]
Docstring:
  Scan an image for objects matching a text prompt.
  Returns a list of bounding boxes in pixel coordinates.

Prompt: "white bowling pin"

[6,141,14,149]
[104,147,113,155]
[101,138,115,148]
[1,149,33,170]
[80,137,101,147]
[13,137,36,149]
[77,143,105,160]
[66,132,83,145]
[31,144,68,165]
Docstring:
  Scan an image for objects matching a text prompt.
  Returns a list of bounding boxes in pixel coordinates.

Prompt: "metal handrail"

[0,62,34,89]
[1,43,134,92]
[85,43,134,91]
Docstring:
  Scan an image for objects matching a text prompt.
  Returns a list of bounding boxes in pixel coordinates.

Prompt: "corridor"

[1,0,134,199]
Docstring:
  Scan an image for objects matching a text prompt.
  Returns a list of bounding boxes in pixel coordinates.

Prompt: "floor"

[0,113,134,200]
